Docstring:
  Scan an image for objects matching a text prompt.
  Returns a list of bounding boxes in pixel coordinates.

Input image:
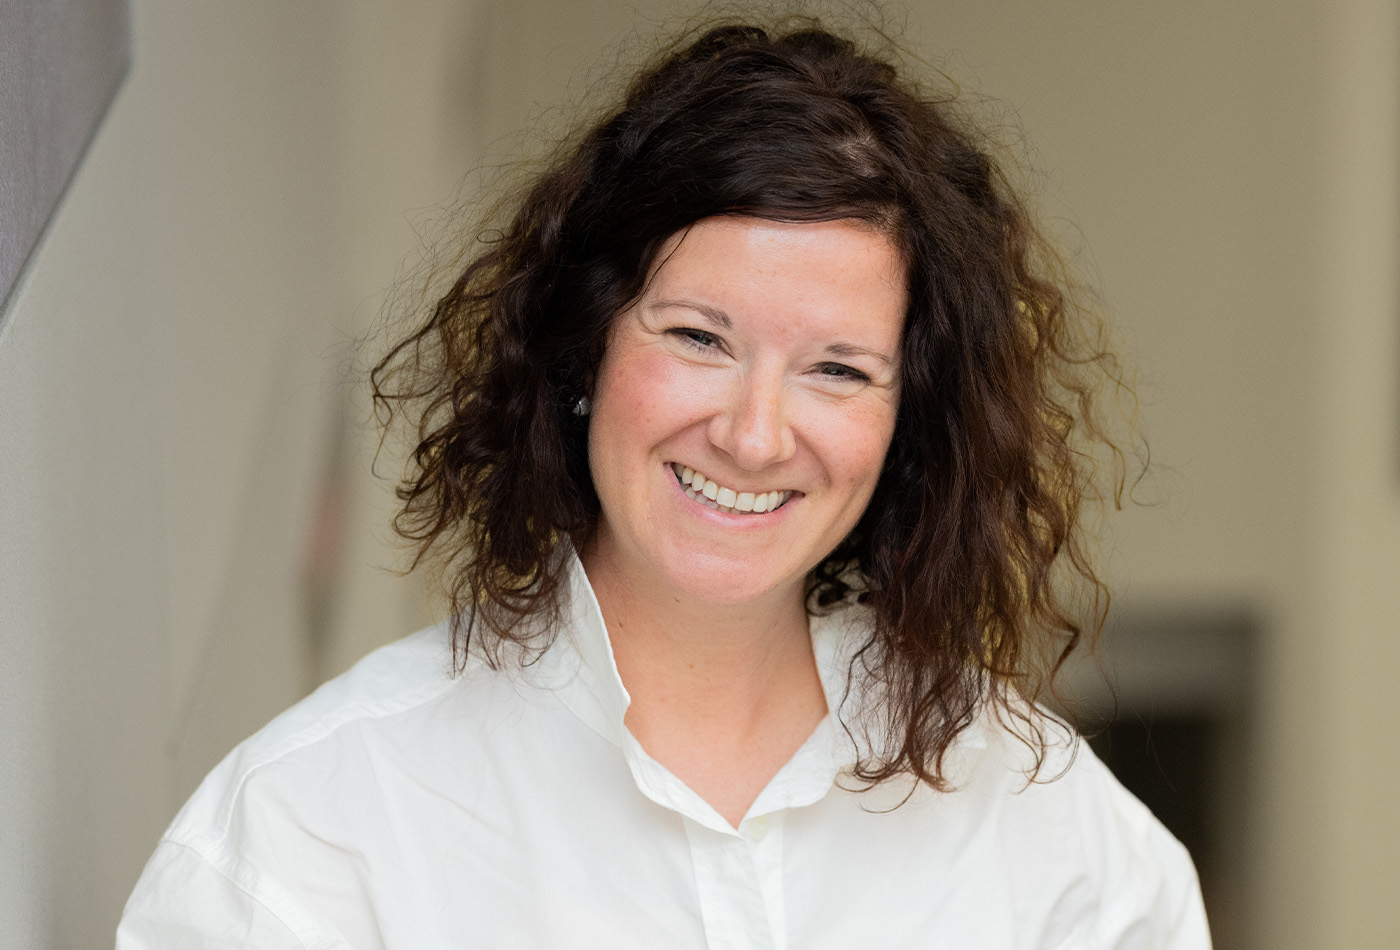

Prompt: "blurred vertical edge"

[0,0,131,317]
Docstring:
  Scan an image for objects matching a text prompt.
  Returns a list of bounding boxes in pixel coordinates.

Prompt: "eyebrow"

[825,342,893,366]
[651,298,894,366]
[652,298,732,329]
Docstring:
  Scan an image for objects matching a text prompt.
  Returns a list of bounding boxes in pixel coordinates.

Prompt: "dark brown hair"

[373,18,1131,789]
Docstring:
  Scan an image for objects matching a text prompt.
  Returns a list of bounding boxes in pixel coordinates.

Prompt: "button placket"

[683,818,778,950]
[744,812,787,950]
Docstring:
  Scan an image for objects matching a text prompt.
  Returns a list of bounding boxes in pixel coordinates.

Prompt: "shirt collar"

[528,549,984,832]
[537,550,859,748]
[532,551,634,746]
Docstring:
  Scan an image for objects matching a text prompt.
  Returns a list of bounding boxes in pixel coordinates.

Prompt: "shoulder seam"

[158,831,348,950]
[214,670,462,831]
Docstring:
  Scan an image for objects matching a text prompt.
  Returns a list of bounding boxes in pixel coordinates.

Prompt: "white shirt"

[118,559,1211,949]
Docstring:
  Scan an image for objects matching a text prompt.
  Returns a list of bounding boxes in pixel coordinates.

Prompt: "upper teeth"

[672,464,791,514]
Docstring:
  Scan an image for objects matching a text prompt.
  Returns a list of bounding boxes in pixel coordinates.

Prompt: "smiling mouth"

[670,463,793,515]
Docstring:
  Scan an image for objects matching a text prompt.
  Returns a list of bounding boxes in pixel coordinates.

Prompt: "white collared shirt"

[118,561,1211,949]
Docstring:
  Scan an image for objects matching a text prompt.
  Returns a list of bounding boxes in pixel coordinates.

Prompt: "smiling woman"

[118,15,1211,950]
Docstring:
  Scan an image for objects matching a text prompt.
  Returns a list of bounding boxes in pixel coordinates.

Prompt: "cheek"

[817,402,899,491]
[590,344,696,464]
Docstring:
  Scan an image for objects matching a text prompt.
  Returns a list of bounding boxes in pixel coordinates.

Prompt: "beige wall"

[0,2,465,946]
[1312,2,1400,944]
[2,1,1397,947]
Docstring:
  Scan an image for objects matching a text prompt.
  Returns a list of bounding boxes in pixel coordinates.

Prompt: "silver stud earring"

[572,396,591,417]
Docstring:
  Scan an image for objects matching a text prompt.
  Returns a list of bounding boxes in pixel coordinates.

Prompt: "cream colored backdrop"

[1,1,1396,948]
[0,3,467,947]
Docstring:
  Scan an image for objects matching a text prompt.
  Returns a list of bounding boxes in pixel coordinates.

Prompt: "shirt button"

[747,816,771,841]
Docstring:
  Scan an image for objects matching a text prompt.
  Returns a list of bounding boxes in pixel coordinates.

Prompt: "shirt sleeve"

[1093,832,1213,950]
[116,837,340,950]
[1083,759,1215,950]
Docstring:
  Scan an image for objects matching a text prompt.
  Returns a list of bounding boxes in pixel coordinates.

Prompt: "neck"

[579,545,829,825]
[581,541,816,703]
[616,584,811,700]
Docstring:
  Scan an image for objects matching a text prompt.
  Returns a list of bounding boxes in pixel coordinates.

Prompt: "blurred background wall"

[1,1,1396,948]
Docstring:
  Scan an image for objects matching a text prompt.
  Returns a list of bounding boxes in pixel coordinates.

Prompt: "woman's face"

[585,216,906,612]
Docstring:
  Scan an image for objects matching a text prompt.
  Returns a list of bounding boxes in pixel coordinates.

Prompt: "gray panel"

[1055,605,1257,717]
[0,0,129,314]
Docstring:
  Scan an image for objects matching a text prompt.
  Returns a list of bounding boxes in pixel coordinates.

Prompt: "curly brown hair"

[372,18,1131,790]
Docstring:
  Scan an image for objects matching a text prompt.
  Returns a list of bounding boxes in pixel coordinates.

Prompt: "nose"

[707,371,796,471]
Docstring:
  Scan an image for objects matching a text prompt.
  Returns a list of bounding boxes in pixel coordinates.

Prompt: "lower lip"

[668,468,794,524]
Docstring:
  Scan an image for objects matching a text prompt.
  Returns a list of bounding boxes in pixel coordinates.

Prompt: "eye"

[669,327,724,352]
[812,361,871,383]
